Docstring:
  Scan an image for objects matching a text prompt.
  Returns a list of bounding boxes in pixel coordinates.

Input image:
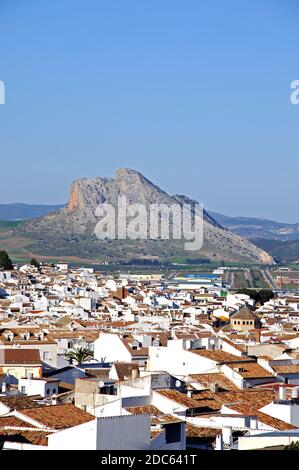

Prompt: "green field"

[0,220,22,231]
[251,269,268,289]
[233,271,248,288]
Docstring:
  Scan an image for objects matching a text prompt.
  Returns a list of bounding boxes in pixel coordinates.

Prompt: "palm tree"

[65,347,93,365]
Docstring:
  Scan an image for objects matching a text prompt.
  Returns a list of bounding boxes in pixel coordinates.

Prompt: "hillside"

[9,169,274,264]
[210,212,299,241]
[252,238,299,264]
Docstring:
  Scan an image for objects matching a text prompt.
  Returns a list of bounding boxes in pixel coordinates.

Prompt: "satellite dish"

[175,380,181,388]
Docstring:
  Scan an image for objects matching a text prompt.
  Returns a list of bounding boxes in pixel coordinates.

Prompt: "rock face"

[13,168,274,264]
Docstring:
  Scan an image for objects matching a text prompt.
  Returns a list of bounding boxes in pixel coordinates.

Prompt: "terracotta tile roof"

[155,390,201,409]
[192,349,250,363]
[0,429,51,446]
[0,328,56,345]
[113,362,140,381]
[226,362,275,379]
[192,390,223,411]
[124,405,181,424]
[48,330,99,341]
[231,307,259,320]
[121,338,149,357]
[0,416,30,428]
[186,423,221,439]
[227,403,297,431]
[0,396,41,411]
[0,348,41,365]
[190,373,239,391]
[19,404,94,430]
[124,405,162,416]
[215,390,276,409]
[273,364,299,374]
[105,321,137,328]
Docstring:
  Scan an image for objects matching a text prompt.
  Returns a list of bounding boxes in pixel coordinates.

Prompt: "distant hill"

[10,168,274,264]
[252,238,299,264]
[0,203,64,220]
[210,211,299,241]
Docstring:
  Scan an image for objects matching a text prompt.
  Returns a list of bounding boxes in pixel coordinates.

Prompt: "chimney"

[210,382,219,393]
[279,385,286,400]
[255,330,261,343]
[222,426,233,447]
[187,386,193,398]
[250,416,258,430]
[51,393,58,405]
[215,434,224,451]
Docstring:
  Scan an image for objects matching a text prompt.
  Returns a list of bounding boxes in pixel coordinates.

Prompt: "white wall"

[94,334,131,363]
[261,402,299,427]
[151,391,187,417]
[148,345,218,376]
[238,434,299,450]
[96,415,151,450]
[18,378,58,397]
[48,415,151,450]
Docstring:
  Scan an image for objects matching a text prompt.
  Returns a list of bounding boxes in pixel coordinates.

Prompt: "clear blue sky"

[0,0,298,222]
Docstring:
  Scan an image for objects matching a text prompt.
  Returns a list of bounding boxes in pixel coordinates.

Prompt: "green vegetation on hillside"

[0,220,22,231]
[253,238,299,264]
[0,250,13,270]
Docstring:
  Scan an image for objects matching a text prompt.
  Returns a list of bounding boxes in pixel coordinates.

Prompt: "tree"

[258,289,275,304]
[284,441,299,450]
[0,251,13,270]
[64,347,93,365]
[30,258,40,268]
[237,288,274,304]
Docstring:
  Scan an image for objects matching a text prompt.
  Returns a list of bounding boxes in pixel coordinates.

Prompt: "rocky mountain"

[0,203,64,221]
[210,211,299,242]
[12,169,274,264]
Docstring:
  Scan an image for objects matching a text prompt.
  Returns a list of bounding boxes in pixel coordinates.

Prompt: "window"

[21,386,26,394]
[165,423,181,444]
[43,351,50,361]
[46,388,50,395]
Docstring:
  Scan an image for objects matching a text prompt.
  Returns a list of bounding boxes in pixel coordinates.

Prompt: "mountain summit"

[13,168,274,264]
